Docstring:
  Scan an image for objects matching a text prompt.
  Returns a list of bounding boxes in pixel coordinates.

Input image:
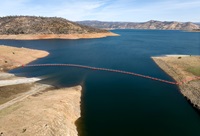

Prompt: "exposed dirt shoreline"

[0,32,119,40]
[0,45,49,71]
[0,45,82,136]
[152,55,200,110]
[0,86,82,136]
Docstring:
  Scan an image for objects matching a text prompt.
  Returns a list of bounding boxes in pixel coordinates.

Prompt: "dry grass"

[0,102,22,117]
[0,86,81,136]
[187,66,200,76]
[0,84,32,105]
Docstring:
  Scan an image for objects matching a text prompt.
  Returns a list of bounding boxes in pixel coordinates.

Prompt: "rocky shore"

[152,55,200,110]
[0,45,82,136]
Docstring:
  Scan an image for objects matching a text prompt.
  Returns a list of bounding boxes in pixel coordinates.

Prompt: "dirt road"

[0,83,51,111]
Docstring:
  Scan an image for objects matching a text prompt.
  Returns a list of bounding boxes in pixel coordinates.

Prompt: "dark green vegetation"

[0,16,108,35]
[77,20,200,30]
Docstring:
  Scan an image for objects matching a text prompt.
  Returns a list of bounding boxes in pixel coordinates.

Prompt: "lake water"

[0,30,200,136]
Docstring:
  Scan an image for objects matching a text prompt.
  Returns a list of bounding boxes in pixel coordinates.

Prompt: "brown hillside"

[77,20,200,30]
[0,16,108,35]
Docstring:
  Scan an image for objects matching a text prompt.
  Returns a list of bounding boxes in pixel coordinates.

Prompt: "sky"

[0,0,199,22]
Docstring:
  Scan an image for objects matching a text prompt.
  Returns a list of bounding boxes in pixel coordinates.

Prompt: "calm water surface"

[0,30,200,136]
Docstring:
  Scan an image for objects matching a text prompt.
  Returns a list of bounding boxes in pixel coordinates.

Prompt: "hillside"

[0,16,118,40]
[0,16,108,35]
[77,20,200,30]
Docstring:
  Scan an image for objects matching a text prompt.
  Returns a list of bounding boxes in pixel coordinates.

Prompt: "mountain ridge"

[77,20,200,30]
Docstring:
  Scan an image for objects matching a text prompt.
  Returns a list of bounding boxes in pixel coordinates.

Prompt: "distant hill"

[192,29,200,32]
[77,20,200,30]
[0,16,108,35]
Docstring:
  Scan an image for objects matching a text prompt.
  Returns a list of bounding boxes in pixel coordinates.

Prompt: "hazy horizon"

[1,15,199,23]
[77,20,200,23]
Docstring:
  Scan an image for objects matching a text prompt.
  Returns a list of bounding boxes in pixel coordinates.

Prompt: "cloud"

[50,0,107,20]
[0,0,28,16]
[0,0,104,20]
[0,0,199,22]
[92,0,200,22]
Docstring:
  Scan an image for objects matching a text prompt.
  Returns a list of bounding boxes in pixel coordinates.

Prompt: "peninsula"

[0,16,118,40]
[0,45,82,136]
[152,55,200,110]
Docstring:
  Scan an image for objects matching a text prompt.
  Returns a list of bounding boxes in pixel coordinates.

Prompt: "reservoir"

[0,30,200,136]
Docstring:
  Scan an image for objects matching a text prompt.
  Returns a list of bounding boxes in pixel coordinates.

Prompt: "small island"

[152,55,200,110]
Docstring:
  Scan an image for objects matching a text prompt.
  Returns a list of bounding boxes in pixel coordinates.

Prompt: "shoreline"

[152,55,200,110]
[0,45,49,71]
[0,85,82,136]
[0,32,119,40]
[0,45,82,136]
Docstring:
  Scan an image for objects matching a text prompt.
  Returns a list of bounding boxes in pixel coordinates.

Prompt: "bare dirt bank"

[0,45,49,71]
[152,55,200,109]
[0,32,119,40]
[0,45,50,104]
[0,86,82,136]
[0,45,82,136]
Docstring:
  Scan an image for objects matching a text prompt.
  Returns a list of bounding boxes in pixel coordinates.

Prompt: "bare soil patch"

[0,45,49,105]
[0,32,119,40]
[0,45,49,71]
[0,86,82,136]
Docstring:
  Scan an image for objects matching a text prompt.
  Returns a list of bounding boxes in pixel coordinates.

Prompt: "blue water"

[0,30,200,136]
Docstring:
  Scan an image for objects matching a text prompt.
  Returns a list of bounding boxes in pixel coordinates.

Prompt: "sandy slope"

[152,55,200,109]
[0,82,82,136]
[0,45,82,136]
[0,45,49,71]
[0,86,82,136]
[0,45,50,104]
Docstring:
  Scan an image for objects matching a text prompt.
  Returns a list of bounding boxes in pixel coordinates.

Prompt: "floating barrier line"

[2,51,196,86]
[23,64,200,85]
